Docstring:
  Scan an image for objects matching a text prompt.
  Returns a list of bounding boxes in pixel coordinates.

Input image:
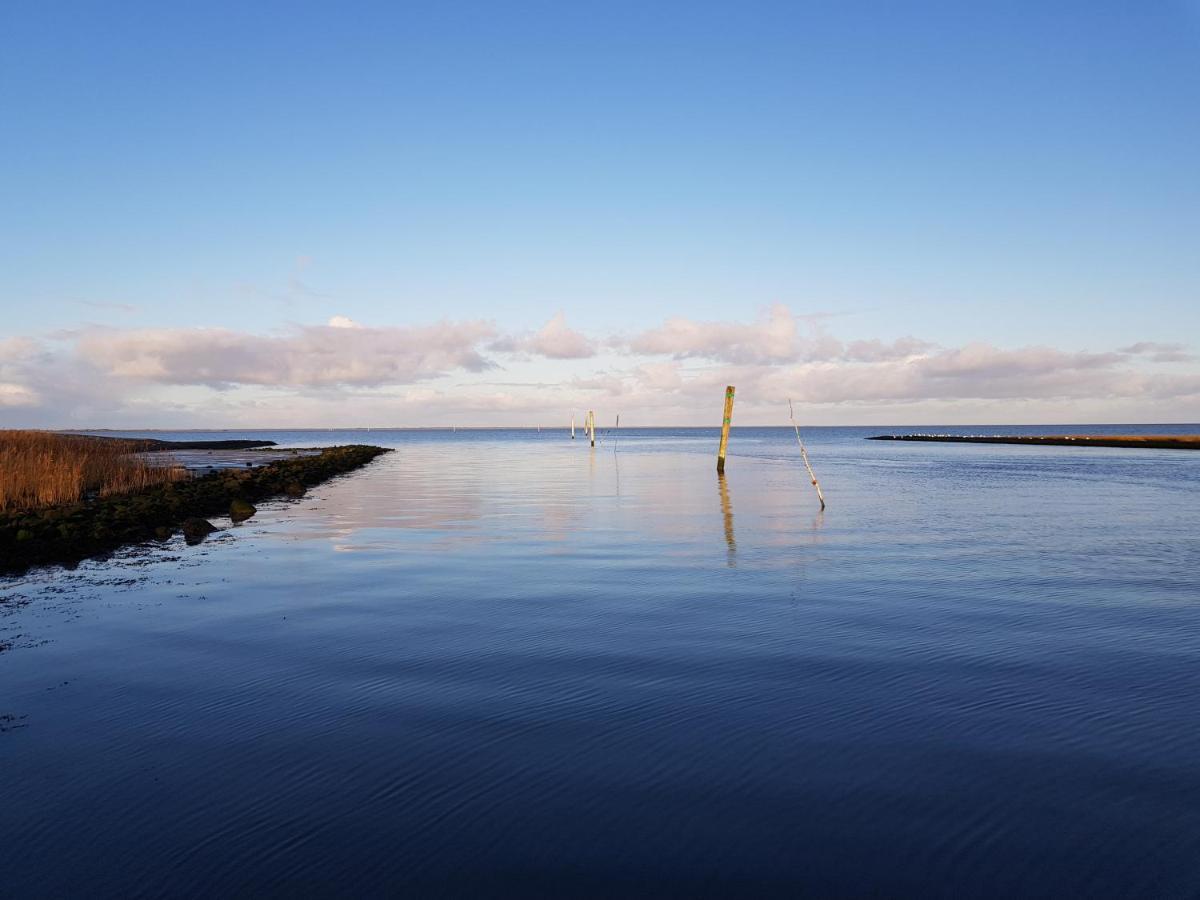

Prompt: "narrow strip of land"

[868,434,1200,450]
[83,435,278,451]
[1,445,391,575]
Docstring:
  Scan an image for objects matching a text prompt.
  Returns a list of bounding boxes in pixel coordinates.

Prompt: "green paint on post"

[716,385,735,474]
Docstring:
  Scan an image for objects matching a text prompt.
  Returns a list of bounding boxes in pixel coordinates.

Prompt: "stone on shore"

[229,499,257,522]
[182,517,216,544]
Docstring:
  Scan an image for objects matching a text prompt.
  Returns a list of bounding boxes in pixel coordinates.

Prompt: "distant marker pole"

[716,385,735,474]
[789,398,826,510]
[614,414,620,450]
[588,410,595,447]
[571,414,575,440]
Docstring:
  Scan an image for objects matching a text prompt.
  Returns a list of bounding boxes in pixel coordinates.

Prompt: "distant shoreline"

[868,434,1200,450]
[89,435,278,451]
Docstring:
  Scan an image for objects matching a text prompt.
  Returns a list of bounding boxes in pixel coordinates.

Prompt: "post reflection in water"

[717,472,736,566]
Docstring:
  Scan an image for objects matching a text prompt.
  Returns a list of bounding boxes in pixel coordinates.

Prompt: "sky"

[1,0,1198,427]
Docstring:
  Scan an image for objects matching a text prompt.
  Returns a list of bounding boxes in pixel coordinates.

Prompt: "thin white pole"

[789,398,826,510]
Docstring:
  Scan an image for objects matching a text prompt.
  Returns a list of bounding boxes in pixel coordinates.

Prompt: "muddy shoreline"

[0,444,391,575]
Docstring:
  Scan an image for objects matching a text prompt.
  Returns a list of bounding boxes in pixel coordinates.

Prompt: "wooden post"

[588,410,595,447]
[716,385,735,474]
[571,415,575,439]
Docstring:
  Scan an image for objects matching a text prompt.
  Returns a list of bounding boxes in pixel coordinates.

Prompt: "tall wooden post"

[716,385,735,474]
[588,410,595,447]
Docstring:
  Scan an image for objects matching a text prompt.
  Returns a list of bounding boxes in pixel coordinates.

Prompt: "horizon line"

[41,421,1200,433]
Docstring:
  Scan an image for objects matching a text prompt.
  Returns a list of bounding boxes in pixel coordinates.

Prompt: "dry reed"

[0,431,188,512]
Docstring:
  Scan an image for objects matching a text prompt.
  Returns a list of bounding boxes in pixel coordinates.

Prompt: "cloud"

[762,344,1200,405]
[0,383,39,407]
[0,337,40,363]
[628,303,800,364]
[632,361,685,391]
[566,337,1200,412]
[627,305,941,366]
[843,336,935,362]
[74,319,497,388]
[1,306,1197,427]
[1119,342,1195,363]
[491,312,595,359]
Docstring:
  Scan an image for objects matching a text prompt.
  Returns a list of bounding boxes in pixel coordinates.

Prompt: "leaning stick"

[788,398,826,510]
[613,414,620,450]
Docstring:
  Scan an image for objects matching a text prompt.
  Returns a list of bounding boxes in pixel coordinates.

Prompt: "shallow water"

[2,426,1199,897]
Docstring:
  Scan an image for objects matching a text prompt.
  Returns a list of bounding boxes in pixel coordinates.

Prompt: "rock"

[182,517,216,544]
[229,499,257,522]
[284,482,306,498]
[154,525,174,541]
[15,529,34,542]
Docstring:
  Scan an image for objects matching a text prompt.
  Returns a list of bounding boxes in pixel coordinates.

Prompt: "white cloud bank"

[490,312,595,359]
[628,304,803,364]
[1,306,1197,426]
[74,319,497,388]
[0,383,39,407]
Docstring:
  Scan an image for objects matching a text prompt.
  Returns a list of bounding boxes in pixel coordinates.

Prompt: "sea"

[2,425,1199,897]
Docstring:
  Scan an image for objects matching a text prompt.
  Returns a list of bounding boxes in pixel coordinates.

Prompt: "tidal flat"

[1,426,1199,897]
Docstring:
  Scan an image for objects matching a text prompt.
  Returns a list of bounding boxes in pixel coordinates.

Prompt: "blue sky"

[2,1,1198,426]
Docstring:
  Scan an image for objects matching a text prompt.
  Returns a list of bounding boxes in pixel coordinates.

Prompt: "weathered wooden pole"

[571,415,575,439]
[588,410,595,447]
[716,385,735,474]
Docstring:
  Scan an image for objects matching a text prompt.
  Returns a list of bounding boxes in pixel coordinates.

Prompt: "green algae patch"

[0,445,392,575]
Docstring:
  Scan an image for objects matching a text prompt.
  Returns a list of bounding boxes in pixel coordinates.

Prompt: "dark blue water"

[2,427,1199,897]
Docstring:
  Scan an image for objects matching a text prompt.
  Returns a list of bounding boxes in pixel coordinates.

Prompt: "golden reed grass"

[0,431,188,512]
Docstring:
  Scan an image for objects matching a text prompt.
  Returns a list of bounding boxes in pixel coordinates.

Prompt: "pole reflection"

[717,472,736,567]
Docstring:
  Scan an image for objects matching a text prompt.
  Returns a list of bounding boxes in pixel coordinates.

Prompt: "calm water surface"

[2,427,1199,897]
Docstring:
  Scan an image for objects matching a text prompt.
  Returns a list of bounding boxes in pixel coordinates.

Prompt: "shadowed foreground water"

[2,427,1199,897]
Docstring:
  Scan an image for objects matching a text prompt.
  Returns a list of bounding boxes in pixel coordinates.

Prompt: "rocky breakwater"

[0,445,392,575]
